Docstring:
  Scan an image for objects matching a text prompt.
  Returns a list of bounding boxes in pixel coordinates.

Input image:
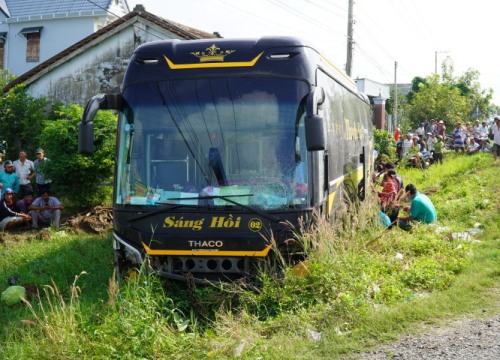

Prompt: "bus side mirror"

[78,121,94,154]
[78,94,122,154]
[305,114,326,151]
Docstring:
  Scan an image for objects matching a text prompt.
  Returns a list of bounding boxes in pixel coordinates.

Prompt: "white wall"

[6,15,106,76]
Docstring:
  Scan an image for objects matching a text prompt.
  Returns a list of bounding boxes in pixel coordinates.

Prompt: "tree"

[455,69,493,121]
[405,76,427,103]
[38,104,117,207]
[407,75,469,130]
[0,72,47,158]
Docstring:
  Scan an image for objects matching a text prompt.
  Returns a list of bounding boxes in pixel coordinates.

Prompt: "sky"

[127,0,500,105]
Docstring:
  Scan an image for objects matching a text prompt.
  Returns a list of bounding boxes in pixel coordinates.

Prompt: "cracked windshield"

[116,77,310,210]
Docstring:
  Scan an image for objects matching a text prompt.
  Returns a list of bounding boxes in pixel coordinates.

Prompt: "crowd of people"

[394,116,500,167]
[0,149,63,231]
[374,161,437,231]
[374,115,500,230]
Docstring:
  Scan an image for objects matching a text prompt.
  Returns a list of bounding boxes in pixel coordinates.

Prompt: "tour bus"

[79,37,373,282]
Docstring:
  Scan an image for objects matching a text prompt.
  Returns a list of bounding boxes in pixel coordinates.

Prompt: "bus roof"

[125,36,358,93]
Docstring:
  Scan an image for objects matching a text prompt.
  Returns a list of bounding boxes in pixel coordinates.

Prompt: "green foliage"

[403,64,493,131]
[388,62,494,135]
[373,128,396,161]
[408,75,469,129]
[0,149,499,359]
[0,72,47,158]
[38,104,116,207]
[87,272,194,358]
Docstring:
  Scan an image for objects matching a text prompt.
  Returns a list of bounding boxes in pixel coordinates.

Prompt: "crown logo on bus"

[191,44,235,63]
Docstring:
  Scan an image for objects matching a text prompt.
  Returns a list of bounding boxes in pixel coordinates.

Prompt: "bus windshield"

[115,77,310,210]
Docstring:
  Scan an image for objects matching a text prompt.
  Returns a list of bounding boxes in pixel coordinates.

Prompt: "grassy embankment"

[0,153,499,359]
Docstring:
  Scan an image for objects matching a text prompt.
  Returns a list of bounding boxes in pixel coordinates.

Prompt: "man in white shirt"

[492,117,500,162]
[472,120,482,140]
[13,150,35,199]
[415,124,425,138]
[426,132,436,152]
[402,134,413,157]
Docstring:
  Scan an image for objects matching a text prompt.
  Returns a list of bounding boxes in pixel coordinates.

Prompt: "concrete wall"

[26,21,184,105]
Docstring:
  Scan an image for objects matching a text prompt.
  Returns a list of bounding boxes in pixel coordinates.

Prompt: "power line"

[84,0,165,40]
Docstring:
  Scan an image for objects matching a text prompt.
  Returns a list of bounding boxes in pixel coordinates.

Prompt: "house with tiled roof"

[3,6,217,105]
[0,0,129,75]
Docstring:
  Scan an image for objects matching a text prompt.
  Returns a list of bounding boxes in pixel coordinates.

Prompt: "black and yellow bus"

[79,37,373,282]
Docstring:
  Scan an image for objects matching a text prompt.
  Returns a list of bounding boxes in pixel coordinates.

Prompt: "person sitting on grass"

[397,184,437,230]
[467,138,481,155]
[377,169,400,226]
[17,191,35,214]
[29,190,64,229]
[0,188,31,230]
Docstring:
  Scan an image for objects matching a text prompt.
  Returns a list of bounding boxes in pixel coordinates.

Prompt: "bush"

[38,104,116,207]
[373,128,396,162]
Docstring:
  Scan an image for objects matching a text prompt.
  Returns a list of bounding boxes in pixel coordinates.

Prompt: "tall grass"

[0,153,499,359]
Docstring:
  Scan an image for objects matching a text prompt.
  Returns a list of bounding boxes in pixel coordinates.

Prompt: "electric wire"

[84,0,166,40]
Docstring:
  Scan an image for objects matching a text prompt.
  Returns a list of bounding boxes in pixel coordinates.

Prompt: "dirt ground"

[0,204,113,243]
[65,204,113,234]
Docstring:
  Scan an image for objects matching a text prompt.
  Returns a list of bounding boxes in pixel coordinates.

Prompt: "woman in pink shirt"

[378,169,399,225]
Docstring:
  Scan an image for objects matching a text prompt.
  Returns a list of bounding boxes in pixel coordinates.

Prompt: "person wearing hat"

[0,160,20,197]
[436,120,446,139]
[465,122,474,137]
[0,188,31,230]
[34,148,52,196]
[491,116,500,162]
[426,132,436,155]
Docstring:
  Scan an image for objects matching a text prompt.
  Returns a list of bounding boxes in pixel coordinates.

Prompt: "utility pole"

[394,61,398,127]
[346,0,354,76]
[434,51,438,74]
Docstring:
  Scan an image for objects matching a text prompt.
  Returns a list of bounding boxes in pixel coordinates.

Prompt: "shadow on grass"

[0,231,114,340]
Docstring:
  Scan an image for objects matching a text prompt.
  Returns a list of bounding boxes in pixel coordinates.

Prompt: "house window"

[19,27,43,62]
[26,33,40,62]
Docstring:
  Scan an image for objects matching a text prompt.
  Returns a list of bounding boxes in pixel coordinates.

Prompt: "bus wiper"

[128,203,197,223]
[129,195,280,224]
[197,195,281,223]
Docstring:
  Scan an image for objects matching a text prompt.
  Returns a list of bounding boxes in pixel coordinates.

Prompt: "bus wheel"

[114,247,138,282]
